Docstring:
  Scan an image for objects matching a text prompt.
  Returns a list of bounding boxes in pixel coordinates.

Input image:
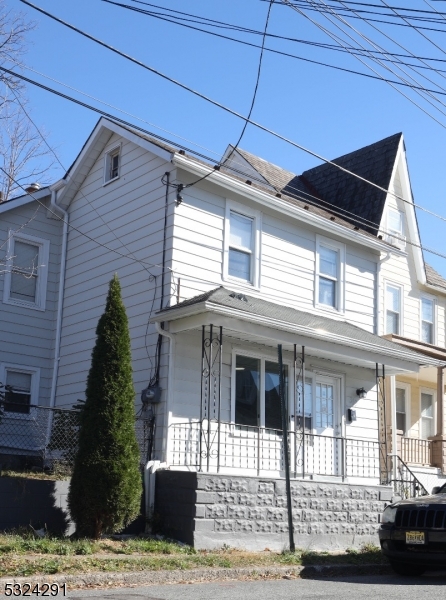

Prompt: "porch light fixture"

[356,387,366,399]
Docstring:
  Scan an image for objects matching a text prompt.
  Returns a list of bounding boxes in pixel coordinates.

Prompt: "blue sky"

[8,0,446,275]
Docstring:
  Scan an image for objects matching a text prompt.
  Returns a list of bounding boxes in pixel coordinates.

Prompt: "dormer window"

[104,146,120,183]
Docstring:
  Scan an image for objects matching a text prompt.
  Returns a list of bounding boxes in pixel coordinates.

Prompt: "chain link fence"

[0,404,155,474]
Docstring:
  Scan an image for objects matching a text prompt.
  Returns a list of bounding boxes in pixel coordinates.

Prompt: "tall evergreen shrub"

[68,275,141,538]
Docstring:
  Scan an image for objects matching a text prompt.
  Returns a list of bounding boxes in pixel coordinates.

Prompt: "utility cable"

[4,59,446,227]
[167,0,275,195]
[16,2,446,224]
[283,0,446,126]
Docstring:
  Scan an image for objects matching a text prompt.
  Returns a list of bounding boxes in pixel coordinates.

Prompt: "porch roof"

[152,287,445,373]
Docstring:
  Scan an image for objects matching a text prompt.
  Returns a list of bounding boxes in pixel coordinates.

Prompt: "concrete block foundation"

[155,470,391,551]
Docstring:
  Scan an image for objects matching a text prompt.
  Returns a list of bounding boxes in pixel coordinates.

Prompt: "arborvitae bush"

[68,275,141,539]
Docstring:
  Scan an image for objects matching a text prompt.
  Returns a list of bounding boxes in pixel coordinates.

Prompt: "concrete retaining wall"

[155,471,392,551]
[0,477,74,535]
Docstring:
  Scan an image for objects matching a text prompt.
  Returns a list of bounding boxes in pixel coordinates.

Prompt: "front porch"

[153,288,442,486]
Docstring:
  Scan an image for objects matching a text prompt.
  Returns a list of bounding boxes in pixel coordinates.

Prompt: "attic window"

[387,208,403,236]
[104,146,120,184]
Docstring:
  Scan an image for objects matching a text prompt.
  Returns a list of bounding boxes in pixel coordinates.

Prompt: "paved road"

[66,573,446,599]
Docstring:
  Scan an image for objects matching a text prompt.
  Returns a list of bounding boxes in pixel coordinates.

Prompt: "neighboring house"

[0,186,64,462]
[48,118,441,548]
[1,119,444,549]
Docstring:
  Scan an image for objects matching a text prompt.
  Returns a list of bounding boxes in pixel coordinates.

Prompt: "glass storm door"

[313,375,340,476]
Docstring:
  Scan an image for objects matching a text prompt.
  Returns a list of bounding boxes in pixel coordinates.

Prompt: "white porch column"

[390,375,397,482]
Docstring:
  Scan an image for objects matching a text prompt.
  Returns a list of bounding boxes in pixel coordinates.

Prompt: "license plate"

[406,531,425,545]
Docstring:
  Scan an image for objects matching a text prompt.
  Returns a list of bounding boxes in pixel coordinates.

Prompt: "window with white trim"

[385,283,402,335]
[0,365,40,415]
[224,201,261,287]
[420,391,435,439]
[395,386,407,434]
[104,146,120,183]
[315,237,345,311]
[387,208,403,236]
[3,232,49,310]
[421,297,435,344]
[233,354,288,429]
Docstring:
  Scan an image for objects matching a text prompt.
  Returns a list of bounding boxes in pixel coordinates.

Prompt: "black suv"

[379,483,446,576]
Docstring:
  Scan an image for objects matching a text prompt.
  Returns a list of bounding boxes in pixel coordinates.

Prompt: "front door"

[312,375,341,476]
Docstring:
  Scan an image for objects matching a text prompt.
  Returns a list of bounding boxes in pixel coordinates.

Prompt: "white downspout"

[49,182,68,410]
[155,321,175,464]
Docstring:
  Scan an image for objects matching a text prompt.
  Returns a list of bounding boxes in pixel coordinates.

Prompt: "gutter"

[48,181,68,410]
[151,301,445,368]
[172,154,406,256]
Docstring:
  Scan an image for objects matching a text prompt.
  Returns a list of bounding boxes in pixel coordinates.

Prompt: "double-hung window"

[395,386,408,434]
[0,365,40,415]
[233,353,288,430]
[316,236,345,311]
[421,297,435,344]
[224,201,261,287]
[388,208,403,237]
[3,232,49,311]
[104,145,120,184]
[385,283,402,335]
[420,391,435,439]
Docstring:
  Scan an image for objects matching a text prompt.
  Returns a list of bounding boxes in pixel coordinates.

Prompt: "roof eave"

[152,300,442,368]
[173,154,405,256]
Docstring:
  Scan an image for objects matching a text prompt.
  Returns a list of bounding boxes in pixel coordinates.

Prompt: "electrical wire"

[305,0,446,118]
[282,0,446,127]
[14,3,446,225]
[105,0,446,74]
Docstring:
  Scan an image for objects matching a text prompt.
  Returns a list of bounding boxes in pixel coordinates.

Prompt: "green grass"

[0,533,386,578]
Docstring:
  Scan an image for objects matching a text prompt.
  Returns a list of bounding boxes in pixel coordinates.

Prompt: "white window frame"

[0,363,40,419]
[385,207,406,249]
[395,382,410,436]
[2,231,50,311]
[230,348,291,428]
[223,200,261,289]
[420,387,436,440]
[315,235,345,313]
[384,281,403,336]
[420,294,436,345]
[103,143,121,185]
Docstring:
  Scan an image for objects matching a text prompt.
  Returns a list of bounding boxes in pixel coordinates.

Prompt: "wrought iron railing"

[390,454,429,499]
[399,436,432,466]
[169,420,381,480]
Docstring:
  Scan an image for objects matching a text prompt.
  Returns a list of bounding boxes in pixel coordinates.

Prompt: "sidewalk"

[0,562,392,591]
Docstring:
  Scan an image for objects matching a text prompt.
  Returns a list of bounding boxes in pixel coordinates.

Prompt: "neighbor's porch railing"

[399,435,432,466]
[169,420,380,480]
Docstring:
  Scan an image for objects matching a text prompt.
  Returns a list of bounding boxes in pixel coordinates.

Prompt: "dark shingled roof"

[425,263,446,291]
[238,133,403,236]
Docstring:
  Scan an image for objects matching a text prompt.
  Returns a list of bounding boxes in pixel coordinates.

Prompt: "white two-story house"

[2,118,443,548]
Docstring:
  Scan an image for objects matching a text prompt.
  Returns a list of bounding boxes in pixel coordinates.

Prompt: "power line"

[16,1,446,225]
[307,0,446,117]
[106,0,446,72]
[173,0,275,192]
